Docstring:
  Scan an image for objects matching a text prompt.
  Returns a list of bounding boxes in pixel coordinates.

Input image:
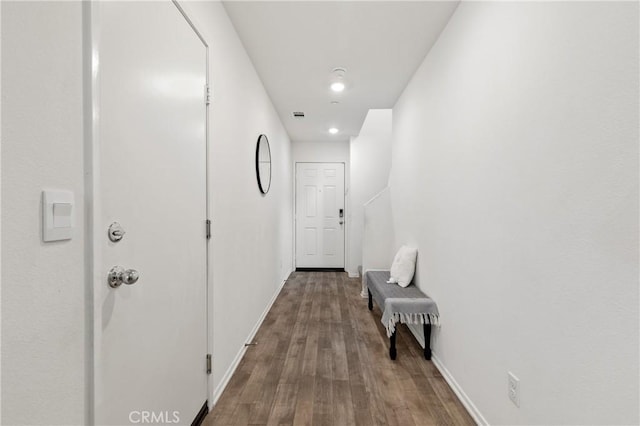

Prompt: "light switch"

[53,203,72,228]
[42,190,74,242]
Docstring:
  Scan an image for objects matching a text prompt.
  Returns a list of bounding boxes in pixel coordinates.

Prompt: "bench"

[365,270,439,360]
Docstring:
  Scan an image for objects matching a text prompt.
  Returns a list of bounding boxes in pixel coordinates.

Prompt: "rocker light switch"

[53,203,72,228]
[42,190,74,242]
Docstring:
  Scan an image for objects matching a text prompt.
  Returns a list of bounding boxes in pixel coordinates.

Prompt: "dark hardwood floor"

[205,271,474,426]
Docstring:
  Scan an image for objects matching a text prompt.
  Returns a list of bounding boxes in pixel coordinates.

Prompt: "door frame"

[293,162,347,269]
[83,1,211,423]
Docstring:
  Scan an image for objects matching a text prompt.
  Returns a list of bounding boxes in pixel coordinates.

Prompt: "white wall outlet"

[508,371,520,407]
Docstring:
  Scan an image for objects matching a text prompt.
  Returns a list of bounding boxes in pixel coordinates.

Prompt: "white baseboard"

[211,271,291,406]
[406,324,487,426]
[347,271,360,278]
[431,355,488,426]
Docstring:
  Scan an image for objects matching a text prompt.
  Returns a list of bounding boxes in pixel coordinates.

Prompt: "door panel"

[305,186,317,216]
[324,186,337,215]
[304,228,317,255]
[323,228,337,255]
[95,2,208,424]
[295,163,345,268]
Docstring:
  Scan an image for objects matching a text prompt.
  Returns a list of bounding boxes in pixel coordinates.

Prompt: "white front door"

[295,163,345,268]
[94,2,208,424]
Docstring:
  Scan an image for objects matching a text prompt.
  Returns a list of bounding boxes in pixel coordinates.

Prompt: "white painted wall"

[0,1,4,420]
[179,1,293,404]
[1,2,87,424]
[348,109,392,276]
[361,187,394,296]
[292,140,349,164]
[362,188,394,273]
[390,2,639,424]
[291,141,349,269]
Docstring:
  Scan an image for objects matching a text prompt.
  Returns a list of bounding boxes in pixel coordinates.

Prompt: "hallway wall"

[348,109,392,276]
[1,2,4,419]
[1,2,87,424]
[390,2,638,424]
[292,140,349,164]
[180,1,294,403]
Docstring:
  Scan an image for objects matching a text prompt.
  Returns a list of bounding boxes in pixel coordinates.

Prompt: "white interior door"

[94,2,208,424]
[295,163,345,268]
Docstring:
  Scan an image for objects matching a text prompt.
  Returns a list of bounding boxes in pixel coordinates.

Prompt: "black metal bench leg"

[389,330,397,360]
[423,321,432,360]
[368,289,373,311]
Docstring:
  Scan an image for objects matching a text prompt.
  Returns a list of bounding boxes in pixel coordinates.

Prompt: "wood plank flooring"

[205,271,474,426]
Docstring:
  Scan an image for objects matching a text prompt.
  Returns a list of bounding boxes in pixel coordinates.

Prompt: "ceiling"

[223,1,459,143]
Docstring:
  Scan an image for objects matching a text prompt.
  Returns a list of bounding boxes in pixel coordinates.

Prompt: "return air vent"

[293,111,305,118]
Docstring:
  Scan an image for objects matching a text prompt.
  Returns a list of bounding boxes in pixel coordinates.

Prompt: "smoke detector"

[331,67,347,77]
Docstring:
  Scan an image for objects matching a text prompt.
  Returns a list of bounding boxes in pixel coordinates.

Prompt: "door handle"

[108,266,140,288]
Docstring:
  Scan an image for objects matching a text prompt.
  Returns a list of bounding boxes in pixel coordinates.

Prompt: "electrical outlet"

[508,372,520,407]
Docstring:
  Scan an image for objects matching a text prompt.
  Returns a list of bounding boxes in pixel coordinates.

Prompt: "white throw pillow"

[387,245,418,288]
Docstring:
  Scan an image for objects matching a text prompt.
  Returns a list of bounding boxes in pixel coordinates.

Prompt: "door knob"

[108,266,140,288]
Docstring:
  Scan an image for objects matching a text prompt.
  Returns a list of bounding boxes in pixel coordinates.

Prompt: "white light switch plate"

[42,190,74,242]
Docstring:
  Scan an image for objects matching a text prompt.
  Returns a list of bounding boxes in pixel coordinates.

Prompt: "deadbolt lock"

[108,222,126,243]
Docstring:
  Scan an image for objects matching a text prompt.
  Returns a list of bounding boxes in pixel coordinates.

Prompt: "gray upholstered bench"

[365,270,439,360]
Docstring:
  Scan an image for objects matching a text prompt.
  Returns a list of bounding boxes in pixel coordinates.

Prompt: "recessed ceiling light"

[330,82,345,92]
[330,101,340,105]
[329,127,339,134]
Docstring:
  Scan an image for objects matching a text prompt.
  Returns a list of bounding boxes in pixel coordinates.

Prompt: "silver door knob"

[108,266,140,288]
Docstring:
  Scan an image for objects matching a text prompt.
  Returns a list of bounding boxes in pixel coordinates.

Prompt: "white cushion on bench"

[388,245,418,287]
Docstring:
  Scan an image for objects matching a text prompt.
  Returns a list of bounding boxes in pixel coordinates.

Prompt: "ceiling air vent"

[293,111,305,118]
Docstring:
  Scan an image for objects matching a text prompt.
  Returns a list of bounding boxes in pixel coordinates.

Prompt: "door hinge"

[204,84,211,106]
[206,219,211,240]
[206,354,212,375]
